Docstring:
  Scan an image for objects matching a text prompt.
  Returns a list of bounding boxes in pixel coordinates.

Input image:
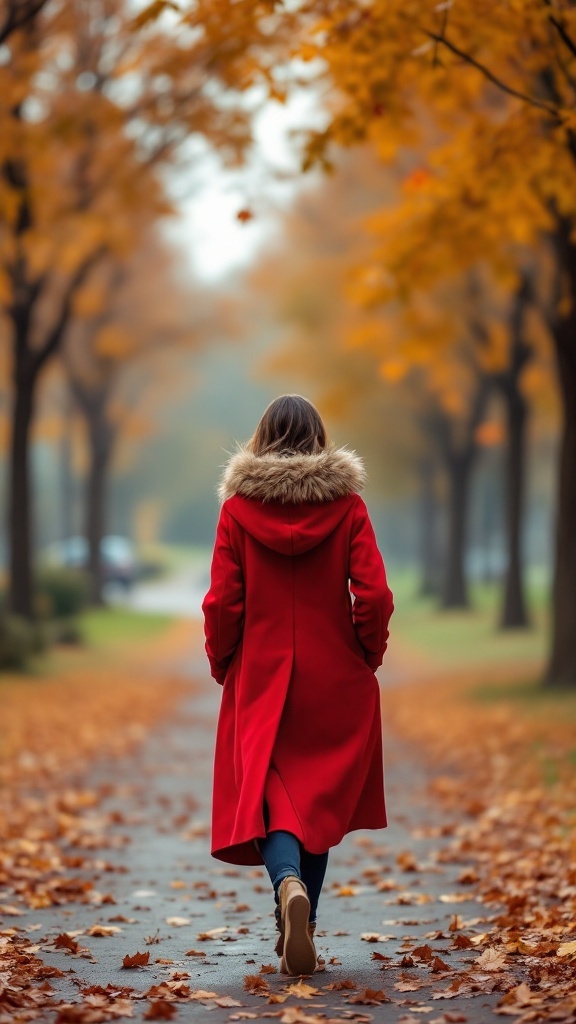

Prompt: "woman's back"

[203,443,393,865]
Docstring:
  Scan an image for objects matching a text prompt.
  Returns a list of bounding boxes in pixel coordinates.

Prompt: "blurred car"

[44,535,137,589]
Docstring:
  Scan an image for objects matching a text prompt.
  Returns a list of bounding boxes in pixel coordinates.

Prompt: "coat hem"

[210,818,387,867]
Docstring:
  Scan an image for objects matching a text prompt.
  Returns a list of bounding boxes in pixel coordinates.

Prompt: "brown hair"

[250,395,327,456]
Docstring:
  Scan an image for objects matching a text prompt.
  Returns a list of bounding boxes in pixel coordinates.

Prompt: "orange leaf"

[122,950,150,968]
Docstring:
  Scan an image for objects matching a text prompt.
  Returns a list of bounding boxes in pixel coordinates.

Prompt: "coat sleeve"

[349,496,394,673]
[201,504,244,685]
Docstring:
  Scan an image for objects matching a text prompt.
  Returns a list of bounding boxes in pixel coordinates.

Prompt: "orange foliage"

[385,662,576,1020]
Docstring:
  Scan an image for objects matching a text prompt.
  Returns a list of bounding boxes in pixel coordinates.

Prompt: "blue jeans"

[257,829,329,923]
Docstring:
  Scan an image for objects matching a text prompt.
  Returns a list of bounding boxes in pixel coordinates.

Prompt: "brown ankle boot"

[276,875,316,976]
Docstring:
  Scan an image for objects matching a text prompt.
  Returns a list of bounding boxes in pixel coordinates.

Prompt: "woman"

[202,395,394,977]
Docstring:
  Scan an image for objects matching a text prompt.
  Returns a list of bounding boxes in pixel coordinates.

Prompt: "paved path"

[12,645,510,1023]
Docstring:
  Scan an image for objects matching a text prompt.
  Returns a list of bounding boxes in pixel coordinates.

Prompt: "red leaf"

[122,950,150,968]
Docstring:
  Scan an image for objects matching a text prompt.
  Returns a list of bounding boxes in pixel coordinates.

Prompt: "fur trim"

[218,444,366,504]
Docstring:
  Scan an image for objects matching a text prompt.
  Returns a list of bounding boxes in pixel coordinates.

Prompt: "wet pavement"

[6,643,509,1023]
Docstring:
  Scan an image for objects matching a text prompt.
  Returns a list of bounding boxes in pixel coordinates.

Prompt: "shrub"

[52,617,84,646]
[35,567,90,619]
[0,615,37,670]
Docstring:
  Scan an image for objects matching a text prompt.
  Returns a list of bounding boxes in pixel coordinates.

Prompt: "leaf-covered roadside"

[0,621,191,1017]
[384,668,576,1023]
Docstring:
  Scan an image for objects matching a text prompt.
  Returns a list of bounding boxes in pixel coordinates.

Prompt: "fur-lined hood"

[218,444,366,504]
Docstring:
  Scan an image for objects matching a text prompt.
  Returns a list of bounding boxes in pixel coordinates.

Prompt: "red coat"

[202,444,394,865]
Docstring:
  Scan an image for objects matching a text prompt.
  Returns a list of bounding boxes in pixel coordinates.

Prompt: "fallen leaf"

[144,1002,176,1021]
[215,995,244,1007]
[54,932,80,953]
[122,950,150,968]
[284,980,319,999]
[347,988,390,1005]
[244,975,269,995]
[475,947,507,971]
[557,940,576,958]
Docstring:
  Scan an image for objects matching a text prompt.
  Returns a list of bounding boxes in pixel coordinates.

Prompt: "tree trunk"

[8,372,35,617]
[499,380,530,628]
[442,453,472,609]
[498,275,532,630]
[545,219,576,687]
[418,458,441,597]
[60,392,75,542]
[85,408,114,606]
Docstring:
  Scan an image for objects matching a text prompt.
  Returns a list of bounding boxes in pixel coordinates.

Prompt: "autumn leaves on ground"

[1,602,575,1024]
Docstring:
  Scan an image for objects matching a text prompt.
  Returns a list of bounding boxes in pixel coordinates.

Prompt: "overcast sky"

[166,88,324,282]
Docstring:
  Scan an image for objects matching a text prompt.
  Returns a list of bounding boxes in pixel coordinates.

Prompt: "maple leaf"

[54,933,80,953]
[347,988,390,1005]
[284,980,319,999]
[244,975,269,994]
[412,944,434,961]
[122,950,150,968]
[475,947,507,971]
[260,963,277,973]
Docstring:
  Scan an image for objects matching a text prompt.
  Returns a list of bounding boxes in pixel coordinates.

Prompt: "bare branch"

[424,29,559,116]
[0,0,50,46]
[548,12,576,61]
[34,245,108,374]
[432,6,449,69]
